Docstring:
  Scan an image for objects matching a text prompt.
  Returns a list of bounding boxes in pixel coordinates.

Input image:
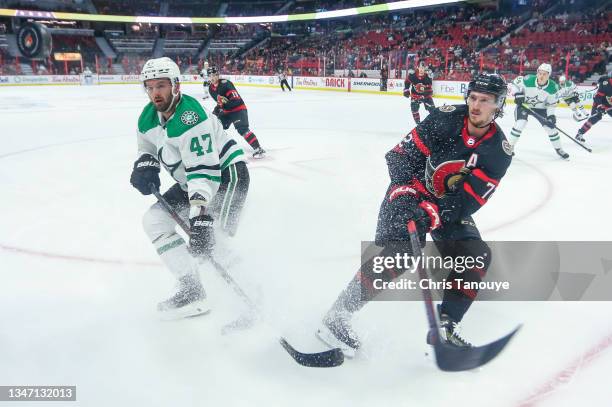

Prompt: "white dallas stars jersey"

[556,79,579,101]
[512,75,559,115]
[136,93,245,205]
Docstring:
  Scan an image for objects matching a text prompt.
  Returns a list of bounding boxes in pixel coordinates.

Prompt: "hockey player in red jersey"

[575,71,612,142]
[317,73,512,356]
[403,62,435,124]
[207,66,266,158]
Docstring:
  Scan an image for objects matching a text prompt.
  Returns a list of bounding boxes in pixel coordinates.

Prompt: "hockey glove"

[413,201,441,234]
[190,213,215,257]
[203,80,210,87]
[130,154,160,195]
[514,93,525,107]
[546,115,556,128]
[213,105,225,117]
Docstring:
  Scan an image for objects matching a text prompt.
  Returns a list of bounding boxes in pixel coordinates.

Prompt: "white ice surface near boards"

[0,84,611,406]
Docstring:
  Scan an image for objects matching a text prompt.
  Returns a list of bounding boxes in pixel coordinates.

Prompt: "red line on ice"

[0,243,160,267]
[517,332,612,406]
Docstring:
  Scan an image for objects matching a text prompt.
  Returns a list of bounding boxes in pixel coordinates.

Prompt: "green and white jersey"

[513,74,559,115]
[556,79,579,102]
[136,93,245,206]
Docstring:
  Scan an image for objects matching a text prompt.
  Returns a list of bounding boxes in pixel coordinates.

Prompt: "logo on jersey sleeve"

[180,111,199,125]
[425,158,470,197]
[439,105,456,113]
[502,140,513,156]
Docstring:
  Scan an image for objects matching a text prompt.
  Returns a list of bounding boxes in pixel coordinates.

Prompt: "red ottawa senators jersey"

[386,104,513,223]
[209,79,247,113]
[403,72,433,99]
[595,75,612,107]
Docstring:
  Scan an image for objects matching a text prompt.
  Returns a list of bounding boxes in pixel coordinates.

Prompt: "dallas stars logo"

[525,95,543,107]
[180,111,199,125]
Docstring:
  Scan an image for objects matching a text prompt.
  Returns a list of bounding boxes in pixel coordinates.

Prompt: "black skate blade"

[279,337,344,368]
[434,325,521,372]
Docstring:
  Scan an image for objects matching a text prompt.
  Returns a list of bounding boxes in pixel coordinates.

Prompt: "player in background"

[509,63,568,159]
[316,74,512,356]
[82,66,93,85]
[575,71,612,142]
[556,75,588,122]
[130,57,250,319]
[207,66,266,159]
[200,61,210,100]
[403,62,435,125]
[278,70,292,92]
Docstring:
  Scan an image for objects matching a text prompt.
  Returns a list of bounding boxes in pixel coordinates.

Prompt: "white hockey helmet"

[558,75,567,83]
[140,57,181,113]
[537,63,552,74]
[140,57,181,85]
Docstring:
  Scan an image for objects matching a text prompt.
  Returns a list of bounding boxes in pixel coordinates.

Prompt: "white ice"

[0,84,611,407]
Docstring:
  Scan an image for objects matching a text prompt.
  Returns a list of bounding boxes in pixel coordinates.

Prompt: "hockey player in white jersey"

[200,61,210,100]
[509,63,569,159]
[130,57,250,319]
[557,75,588,121]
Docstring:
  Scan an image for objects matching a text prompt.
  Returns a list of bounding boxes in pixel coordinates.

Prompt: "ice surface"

[0,84,611,406]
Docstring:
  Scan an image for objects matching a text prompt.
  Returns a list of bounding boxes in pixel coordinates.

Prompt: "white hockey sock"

[509,127,522,147]
[548,132,562,150]
[154,233,198,280]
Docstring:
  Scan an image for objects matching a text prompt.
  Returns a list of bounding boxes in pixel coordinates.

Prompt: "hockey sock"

[578,121,592,135]
[153,232,199,280]
[330,245,410,314]
[509,127,522,146]
[548,132,562,149]
[412,112,421,124]
[243,131,261,149]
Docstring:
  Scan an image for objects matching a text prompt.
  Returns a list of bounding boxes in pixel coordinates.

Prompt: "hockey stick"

[587,106,612,121]
[151,187,344,368]
[406,220,521,371]
[521,103,592,152]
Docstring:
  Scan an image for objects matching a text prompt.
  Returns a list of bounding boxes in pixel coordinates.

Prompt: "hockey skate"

[555,148,569,160]
[158,274,210,320]
[252,147,266,159]
[572,107,588,122]
[427,305,472,348]
[575,133,586,143]
[316,308,360,358]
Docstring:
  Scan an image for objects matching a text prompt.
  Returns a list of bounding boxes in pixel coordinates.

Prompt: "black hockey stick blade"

[279,337,344,368]
[434,325,521,372]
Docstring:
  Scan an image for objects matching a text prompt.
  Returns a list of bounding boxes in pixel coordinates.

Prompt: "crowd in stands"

[0,0,610,83]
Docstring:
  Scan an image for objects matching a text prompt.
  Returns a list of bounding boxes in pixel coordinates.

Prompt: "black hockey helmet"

[465,73,508,125]
[207,66,219,76]
[467,73,507,108]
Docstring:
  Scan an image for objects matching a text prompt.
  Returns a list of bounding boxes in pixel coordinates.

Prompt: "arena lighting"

[0,0,465,24]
